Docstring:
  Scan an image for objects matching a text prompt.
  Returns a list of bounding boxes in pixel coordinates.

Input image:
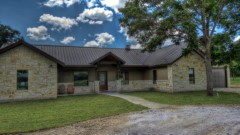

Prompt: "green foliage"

[0,95,146,134]
[211,34,240,65]
[0,23,21,48]
[119,0,240,52]
[124,91,240,105]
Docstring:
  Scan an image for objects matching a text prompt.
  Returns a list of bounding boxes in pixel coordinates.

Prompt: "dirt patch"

[29,113,129,135]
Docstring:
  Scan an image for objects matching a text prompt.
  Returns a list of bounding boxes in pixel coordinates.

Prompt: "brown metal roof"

[33,43,187,67]
[0,40,188,67]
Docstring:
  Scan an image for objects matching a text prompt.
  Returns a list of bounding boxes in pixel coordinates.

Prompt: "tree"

[0,23,21,48]
[211,34,240,78]
[211,34,240,64]
[119,0,240,96]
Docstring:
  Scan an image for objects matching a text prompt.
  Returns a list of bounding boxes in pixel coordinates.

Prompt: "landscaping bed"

[0,94,146,134]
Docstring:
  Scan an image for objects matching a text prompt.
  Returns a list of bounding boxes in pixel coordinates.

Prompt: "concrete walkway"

[103,93,175,109]
[214,88,240,94]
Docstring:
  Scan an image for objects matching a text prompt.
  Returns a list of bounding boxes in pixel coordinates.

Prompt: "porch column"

[116,80,122,92]
[94,81,99,93]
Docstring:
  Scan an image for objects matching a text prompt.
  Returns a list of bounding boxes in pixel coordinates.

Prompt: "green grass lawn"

[231,77,240,85]
[124,91,240,105]
[0,95,146,134]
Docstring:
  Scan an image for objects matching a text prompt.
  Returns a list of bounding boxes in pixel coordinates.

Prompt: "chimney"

[125,45,131,51]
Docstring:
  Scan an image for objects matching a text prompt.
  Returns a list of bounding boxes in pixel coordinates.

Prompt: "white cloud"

[131,44,142,49]
[76,7,113,25]
[43,0,80,7]
[86,0,98,8]
[27,25,54,41]
[234,36,240,42]
[99,0,128,13]
[40,14,77,30]
[119,26,142,49]
[84,32,115,47]
[84,41,99,47]
[60,36,75,44]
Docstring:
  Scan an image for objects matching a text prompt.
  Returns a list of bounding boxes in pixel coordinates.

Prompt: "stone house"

[0,40,230,102]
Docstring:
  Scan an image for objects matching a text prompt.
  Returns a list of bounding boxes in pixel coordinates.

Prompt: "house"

[0,40,230,102]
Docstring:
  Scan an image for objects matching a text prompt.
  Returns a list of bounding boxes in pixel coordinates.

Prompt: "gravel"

[29,106,240,135]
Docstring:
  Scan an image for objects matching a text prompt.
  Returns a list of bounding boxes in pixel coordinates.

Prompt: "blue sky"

[0,0,138,48]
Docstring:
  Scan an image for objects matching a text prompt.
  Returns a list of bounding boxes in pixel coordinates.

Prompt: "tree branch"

[209,0,225,38]
[201,0,207,40]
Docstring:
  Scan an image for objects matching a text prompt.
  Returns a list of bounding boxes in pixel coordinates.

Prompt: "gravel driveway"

[29,105,240,135]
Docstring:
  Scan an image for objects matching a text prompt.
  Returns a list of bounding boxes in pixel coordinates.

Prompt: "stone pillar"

[116,80,122,92]
[167,65,174,93]
[226,65,231,88]
[94,81,99,93]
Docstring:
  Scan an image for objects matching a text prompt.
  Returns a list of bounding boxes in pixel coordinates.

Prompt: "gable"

[172,51,205,66]
[0,40,64,66]
[90,52,125,65]
[0,45,57,66]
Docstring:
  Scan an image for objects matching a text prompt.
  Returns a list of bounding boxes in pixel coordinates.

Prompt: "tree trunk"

[205,47,214,96]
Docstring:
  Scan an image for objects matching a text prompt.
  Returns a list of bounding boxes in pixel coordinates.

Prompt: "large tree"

[0,23,21,48]
[119,0,240,96]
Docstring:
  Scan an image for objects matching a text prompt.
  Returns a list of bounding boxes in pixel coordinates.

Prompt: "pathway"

[103,93,175,109]
[214,88,240,94]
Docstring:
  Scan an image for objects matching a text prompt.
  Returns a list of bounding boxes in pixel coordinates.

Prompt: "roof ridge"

[34,44,144,50]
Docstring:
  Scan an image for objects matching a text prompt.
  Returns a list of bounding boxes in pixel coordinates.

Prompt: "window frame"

[153,70,157,84]
[73,71,89,86]
[189,68,195,84]
[17,70,28,90]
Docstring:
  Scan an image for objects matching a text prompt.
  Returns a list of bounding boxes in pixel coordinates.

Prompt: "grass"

[231,77,240,85]
[124,91,240,105]
[0,94,146,134]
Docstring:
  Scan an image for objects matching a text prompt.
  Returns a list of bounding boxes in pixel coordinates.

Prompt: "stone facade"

[0,44,208,102]
[0,45,57,102]
[120,80,173,92]
[108,81,117,91]
[58,82,96,95]
[172,52,207,91]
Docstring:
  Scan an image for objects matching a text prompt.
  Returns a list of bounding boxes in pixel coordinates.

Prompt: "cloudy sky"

[0,0,141,48]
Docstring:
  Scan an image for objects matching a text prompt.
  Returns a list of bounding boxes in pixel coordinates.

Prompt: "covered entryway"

[212,68,227,88]
[91,52,126,92]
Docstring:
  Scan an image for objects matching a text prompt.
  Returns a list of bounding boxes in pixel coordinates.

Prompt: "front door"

[99,71,108,91]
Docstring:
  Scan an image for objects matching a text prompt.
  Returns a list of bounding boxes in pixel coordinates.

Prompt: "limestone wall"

[107,81,117,91]
[58,82,95,95]
[0,45,57,102]
[120,76,173,92]
[172,52,207,91]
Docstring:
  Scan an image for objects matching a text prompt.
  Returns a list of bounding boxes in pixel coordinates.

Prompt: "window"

[17,70,28,90]
[120,72,129,85]
[153,70,157,84]
[189,68,195,84]
[74,71,89,86]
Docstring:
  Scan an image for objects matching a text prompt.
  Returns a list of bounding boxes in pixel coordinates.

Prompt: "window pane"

[74,71,89,86]
[17,70,28,90]
[189,68,195,84]
[153,70,157,84]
